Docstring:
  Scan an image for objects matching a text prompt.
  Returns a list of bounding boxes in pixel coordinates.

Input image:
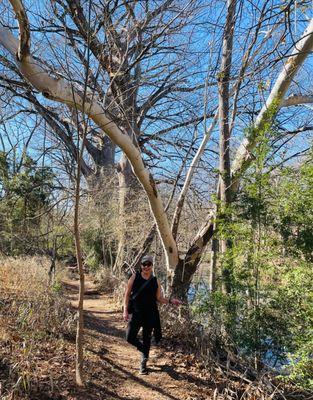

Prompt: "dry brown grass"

[0,256,75,338]
[0,256,76,399]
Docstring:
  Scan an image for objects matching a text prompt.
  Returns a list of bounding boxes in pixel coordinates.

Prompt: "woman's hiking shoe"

[139,357,148,375]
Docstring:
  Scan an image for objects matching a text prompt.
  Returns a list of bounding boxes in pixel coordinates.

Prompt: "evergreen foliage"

[0,151,55,255]
[193,152,313,389]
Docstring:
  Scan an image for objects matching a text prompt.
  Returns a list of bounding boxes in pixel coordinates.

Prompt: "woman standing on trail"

[123,254,181,375]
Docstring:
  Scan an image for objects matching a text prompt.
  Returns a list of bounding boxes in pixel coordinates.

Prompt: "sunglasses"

[142,262,152,267]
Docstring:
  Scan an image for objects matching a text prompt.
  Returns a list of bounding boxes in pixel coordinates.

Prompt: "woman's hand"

[170,298,182,306]
[123,310,130,322]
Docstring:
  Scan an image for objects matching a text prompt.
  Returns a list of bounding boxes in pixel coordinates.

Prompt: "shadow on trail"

[62,279,125,339]
[84,310,118,315]
[98,354,183,400]
[84,383,132,400]
[149,364,185,380]
[84,311,125,339]
[150,364,210,388]
[62,281,79,292]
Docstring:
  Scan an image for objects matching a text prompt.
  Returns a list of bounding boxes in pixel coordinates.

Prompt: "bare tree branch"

[0,4,179,270]
[230,18,313,196]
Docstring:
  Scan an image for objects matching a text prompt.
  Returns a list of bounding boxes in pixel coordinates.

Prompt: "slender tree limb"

[171,113,218,240]
[267,147,311,172]
[139,113,216,143]
[281,94,313,107]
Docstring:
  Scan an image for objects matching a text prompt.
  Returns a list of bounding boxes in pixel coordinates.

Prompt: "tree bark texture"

[218,0,236,205]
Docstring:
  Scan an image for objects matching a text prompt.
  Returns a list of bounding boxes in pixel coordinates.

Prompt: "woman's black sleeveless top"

[131,271,158,314]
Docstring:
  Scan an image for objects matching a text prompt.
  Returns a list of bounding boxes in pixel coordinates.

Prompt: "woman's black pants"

[126,312,153,359]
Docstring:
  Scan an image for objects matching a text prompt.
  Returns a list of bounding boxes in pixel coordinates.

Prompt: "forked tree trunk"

[171,220,215,300]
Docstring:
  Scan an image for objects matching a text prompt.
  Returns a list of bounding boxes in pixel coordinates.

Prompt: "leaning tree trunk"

[171,217,215,300]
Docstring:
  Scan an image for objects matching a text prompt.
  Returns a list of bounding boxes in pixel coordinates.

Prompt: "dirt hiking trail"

[64,276,214,400]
